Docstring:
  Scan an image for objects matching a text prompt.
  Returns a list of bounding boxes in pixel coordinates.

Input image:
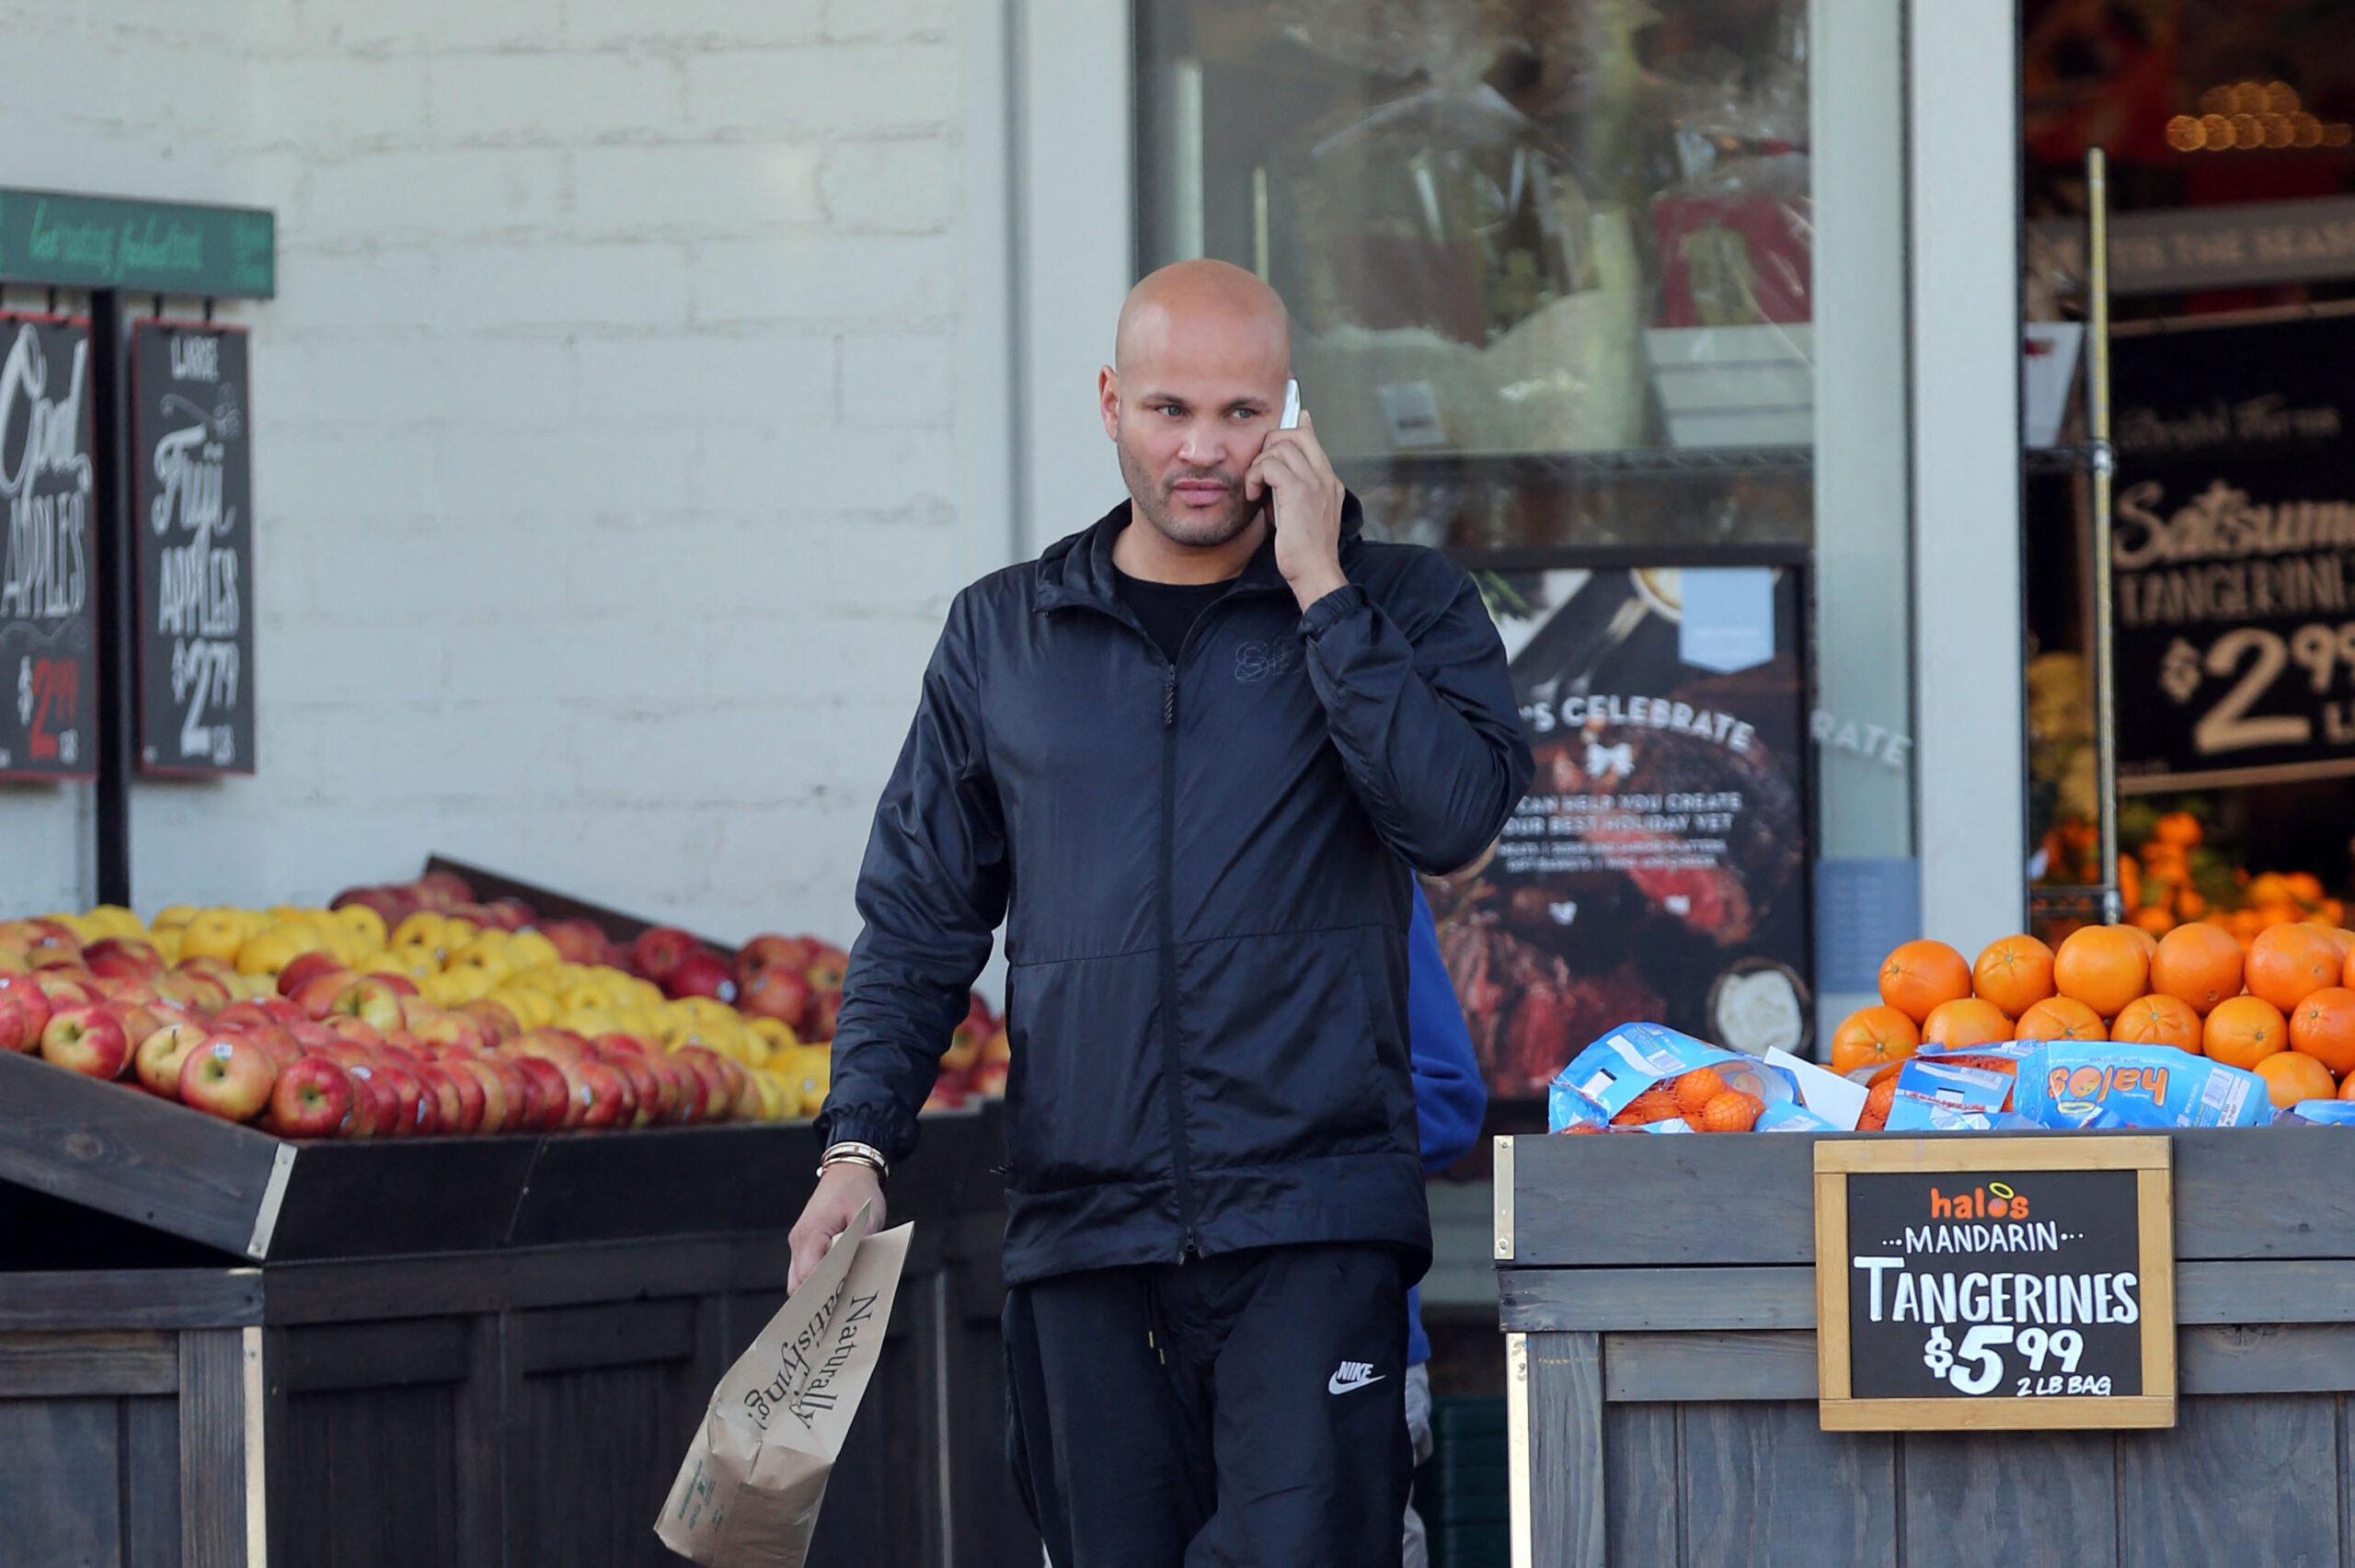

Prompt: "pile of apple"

[0,888,810,1139]
[628,925,1009,1108]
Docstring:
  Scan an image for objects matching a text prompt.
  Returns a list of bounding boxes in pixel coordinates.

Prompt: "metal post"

[86,289,136,907]
[2085,150,2120,925]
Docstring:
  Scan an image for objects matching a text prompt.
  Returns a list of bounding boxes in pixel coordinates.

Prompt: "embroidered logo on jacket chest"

[1232,636,1302,683]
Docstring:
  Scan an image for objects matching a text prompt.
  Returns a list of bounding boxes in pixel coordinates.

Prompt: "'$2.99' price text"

[2162,623,2355,756]
[1920,1324,2109,1397]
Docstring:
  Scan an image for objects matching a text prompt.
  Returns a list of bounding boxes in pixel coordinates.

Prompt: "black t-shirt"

[1117,569,1234,665]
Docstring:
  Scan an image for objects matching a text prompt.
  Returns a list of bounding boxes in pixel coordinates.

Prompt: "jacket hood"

[1035,490,1369,615]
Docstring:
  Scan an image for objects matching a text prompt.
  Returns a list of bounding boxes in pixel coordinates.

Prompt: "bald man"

[797,260,1532,1565]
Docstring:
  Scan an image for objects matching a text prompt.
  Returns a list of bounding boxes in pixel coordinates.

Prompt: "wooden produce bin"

[0,1051,1033,1567]
[1497,1128,2355,1567]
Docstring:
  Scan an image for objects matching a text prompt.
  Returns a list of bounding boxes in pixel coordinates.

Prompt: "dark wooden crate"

[1499,1128,2355,1568]
[0,1104,1033,1566]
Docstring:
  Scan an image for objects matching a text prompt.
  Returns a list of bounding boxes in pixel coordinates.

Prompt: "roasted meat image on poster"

[1430,564,1812,1098]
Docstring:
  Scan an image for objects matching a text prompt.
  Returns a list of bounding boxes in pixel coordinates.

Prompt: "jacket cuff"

[1297,582,1367,641]
[813,1099,918,1166]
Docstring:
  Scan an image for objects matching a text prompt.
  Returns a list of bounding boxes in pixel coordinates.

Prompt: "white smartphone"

[1280,378,1301,430]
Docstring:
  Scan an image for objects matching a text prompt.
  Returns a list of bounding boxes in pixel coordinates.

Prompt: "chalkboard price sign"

[132,320,255,775]
[0,314,98,782]
[1814,1137,2176,1431]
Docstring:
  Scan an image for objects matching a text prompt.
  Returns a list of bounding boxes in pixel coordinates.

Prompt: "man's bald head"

[1113,259,1291,375]
[1099,261,1296,555]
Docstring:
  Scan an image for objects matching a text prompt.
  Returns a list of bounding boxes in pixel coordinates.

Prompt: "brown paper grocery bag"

[657,1207,913,1566]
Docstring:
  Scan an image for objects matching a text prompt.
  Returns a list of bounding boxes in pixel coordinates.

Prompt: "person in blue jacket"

[1402,880,1486,1568]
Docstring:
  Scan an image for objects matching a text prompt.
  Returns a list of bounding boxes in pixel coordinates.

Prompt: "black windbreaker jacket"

[816,495,1534,1286]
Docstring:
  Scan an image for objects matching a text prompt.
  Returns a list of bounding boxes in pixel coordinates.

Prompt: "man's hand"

[788,1162,887,1292]
[1247,411,1349,612]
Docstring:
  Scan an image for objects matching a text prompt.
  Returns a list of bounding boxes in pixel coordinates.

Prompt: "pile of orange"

[1832,919,2355,1112]
[1600,1066,1763,1134]
[2092,809,2346,944]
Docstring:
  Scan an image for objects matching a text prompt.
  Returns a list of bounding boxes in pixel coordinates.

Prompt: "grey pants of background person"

[1402,1363,1433,1568]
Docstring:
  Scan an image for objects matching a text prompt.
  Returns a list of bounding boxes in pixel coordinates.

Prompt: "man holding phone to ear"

[793,258,1531,1566]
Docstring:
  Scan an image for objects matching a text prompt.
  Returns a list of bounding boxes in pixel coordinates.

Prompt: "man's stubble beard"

[1117,431,1254,549]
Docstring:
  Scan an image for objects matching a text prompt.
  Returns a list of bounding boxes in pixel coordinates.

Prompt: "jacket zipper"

[1067,576,1290,1265]
[1158,658,1197,1259]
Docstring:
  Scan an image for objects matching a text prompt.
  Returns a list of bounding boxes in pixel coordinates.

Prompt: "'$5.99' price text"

[1920,1324,2109,1397]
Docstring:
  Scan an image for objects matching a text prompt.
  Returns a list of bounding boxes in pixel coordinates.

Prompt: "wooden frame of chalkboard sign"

[1814,1136,2176,1432]
[129,317,256,777]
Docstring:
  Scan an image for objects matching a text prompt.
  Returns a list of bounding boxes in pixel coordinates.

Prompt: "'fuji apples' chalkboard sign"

[1814,1137,2176,1431]
[132,320,254,775]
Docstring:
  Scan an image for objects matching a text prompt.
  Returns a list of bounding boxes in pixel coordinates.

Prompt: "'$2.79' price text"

[1921,1324,2109,1397]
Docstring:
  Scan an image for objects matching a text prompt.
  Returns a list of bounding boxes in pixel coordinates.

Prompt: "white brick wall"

[0,0,1002,952]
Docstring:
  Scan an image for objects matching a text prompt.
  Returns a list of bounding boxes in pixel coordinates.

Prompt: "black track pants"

[1004,1243,1412,1568]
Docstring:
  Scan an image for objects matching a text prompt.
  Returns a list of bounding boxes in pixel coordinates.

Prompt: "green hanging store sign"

[0,188,275,298]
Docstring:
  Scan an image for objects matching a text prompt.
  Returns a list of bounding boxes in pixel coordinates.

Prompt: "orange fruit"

[2341,1070,2355,1102]
[1878,940,1972,1024]
[2052,925,2151,1018]
[2129,906,2176,936]
[1859,1078,1896,1132]
[2154,810,2202,848]
[2256,1050,2337,1108]
[2246,923,2342,1012]
[2124,921,2161,959]
[1972,935,2056,1018]
[2251,872,2294,907]
[2291,988,2355,1077]
[2109,993,2202,1053]
[2151,921,2244,1015]
[2307,923,2355,965]
[1696,1091,1763,1132]
[1829,1006,1920,1079]
[2289,872,2326,904]
[2204,995,2290,1070]
[2177,889,2208,920]
[2014,995,2107,1042]
[1611,1086,1683,1126]
[1922,997,2014,1049]
[1671,1068,1729,1118]
[2229,909,2268,945]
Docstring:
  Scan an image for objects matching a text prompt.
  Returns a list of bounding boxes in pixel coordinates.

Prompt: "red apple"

[631,925,700,982]
[592,1038,664,1127]
[133,1021,210,1096]
[545,919,610,967]
[371,1063,430,1136]
[85,938,163,981]
[482,898,536,933]
[179,1035,278,1120]
[265,1056,354,1138]
[462,1000,523,1044]
[449,1057,511,1135]
[33,973,100,1011]
[293,971,355,1020]
[0,976,55,1050]
[415,870,477,908]
[276,950,347,999]
[665,950,736,1003]
[331,978,408,1034]
[572,1058,632,1130]
[736,933,812,982]
[414,1012,488,1055]
[648,1052,695,1123]
[339,1067,385,1139]
[728,1061,763,1122]
[322,1013,385,1048]
[674,1046,734,1122]
[258,996,308,1027]
[173,967,236,1013]
[213,1001,278,1033]
[247,1025,305,1070]
[971,1058,1008,1097]
[804,944,849,990]
[738,967,811,1030]
[363,970,420,999]
[415,1062,477,1135]
[41,1005,131,1079]
[510,1054,569,1131]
